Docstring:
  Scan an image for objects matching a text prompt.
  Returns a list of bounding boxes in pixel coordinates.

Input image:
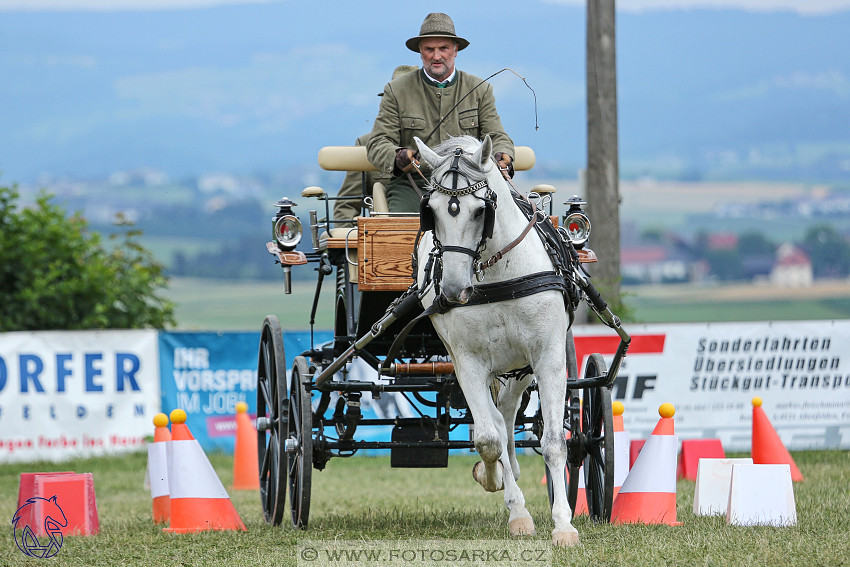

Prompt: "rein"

[477,208,542,277]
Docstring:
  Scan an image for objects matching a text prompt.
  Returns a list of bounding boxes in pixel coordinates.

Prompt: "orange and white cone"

[751,397,803,482]
[611,403,681,525]
[164,409,247,533]
[232,401,260,490]
[612,401,630,500]
[147,412,171,524]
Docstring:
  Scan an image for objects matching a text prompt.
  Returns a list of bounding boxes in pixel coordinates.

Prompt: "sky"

[0,0,849,12]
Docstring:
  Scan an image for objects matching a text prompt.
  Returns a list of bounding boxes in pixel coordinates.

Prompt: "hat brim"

[406,34,469,52]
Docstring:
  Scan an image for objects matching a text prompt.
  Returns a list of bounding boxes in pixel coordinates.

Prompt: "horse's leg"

[497,374,534,482]
[462,372,505,493]
[492,375,537,536]
[466,375,536,536]
[537,370,579,547]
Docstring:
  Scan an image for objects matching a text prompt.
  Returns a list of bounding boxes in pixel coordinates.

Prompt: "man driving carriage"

[366,12,515,213]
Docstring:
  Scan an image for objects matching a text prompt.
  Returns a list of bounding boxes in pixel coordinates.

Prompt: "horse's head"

[416,135,499,304]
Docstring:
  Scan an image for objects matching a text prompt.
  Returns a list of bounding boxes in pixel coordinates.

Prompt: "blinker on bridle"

[430,147,496,224]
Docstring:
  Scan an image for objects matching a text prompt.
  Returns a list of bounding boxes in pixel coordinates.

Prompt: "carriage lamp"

[562,195,591,249]
[271,197,306,294]
[272,197,303,250]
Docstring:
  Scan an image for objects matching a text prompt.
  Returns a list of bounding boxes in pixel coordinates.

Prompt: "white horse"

[414,135,578,547]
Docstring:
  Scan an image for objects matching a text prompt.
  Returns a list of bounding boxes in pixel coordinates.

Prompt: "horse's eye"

[473,207,485,219]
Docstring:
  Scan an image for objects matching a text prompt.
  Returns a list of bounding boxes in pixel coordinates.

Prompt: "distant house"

[770,243,813,287]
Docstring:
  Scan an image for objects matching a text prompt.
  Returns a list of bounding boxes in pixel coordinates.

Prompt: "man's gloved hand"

[494,152,514,179]
[394,148,419,174]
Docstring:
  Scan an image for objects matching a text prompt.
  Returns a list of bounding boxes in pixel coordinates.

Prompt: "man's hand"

[394,148,420,174]
[494,152,514,179]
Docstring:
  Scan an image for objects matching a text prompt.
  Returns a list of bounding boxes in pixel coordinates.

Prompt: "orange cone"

[232,401,260,490]
[164,409,247,533]
[611,403,681,525]
[148,413,171,524]
[751,397,803,482]
[612,401,630,500]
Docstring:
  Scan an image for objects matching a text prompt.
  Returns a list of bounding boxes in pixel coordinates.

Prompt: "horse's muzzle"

[441,285,473,306]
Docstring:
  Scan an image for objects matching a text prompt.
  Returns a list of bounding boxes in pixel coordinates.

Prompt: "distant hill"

[1,4,849,184]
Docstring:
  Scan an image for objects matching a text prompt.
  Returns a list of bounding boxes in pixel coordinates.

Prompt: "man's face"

[419,37,458,82]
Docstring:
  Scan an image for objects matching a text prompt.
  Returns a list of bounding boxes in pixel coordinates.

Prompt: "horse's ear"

[414,137,441,168]
[474,135,493,168]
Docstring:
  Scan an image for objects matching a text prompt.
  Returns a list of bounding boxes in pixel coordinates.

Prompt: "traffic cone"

[164,409,247,533]
[148,413,171,524]
[751,397,803,482]
[612,401,630,500]
[232,401,260,490]
[611,403,681,525]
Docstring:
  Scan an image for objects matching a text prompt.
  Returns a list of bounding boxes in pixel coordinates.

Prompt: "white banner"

[571,320,850,451]
[0,330,159,463]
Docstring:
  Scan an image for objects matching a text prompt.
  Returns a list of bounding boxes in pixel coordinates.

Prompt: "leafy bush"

[0,184,175,330]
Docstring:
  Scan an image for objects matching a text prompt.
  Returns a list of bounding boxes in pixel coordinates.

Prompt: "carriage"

[255,139,631,542]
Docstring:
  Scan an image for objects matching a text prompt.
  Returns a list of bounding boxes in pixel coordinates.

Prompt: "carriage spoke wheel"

[287,355,313,529]
[580,354,615,523]
[257,315,288,525]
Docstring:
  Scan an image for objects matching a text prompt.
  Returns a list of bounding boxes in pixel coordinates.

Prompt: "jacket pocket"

[401,114,426,130]
[458,108,479,130]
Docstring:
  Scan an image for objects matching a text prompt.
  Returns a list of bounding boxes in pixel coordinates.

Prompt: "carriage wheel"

[257,315,288,525]
[580,354,615,523]
[287,355,313,529]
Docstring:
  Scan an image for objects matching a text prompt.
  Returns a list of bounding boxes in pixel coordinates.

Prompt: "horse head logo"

[12,495,67,558]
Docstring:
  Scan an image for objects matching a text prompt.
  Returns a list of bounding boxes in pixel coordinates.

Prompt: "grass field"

[164,277,850,331]
[2,450,848,566]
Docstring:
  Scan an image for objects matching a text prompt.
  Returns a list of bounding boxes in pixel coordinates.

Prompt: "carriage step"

[390,423,448,468]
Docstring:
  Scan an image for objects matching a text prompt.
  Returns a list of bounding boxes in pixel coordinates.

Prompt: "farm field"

[2,450,848,566]
[164,277,850,331]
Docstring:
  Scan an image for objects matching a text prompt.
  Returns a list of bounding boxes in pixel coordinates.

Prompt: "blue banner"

[158,330,333,452]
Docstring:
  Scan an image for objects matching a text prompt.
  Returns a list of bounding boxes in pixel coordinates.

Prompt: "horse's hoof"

[552,528,580,547]
[472,461,504,492]
[509,516,536,537]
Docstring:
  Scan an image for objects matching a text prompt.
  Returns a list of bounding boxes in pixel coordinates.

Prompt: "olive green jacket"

[367,69,514,176]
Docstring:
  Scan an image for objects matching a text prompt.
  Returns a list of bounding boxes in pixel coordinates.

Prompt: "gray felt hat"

[405,13,469,52]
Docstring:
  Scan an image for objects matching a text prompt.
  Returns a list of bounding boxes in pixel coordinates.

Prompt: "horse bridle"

[419,147,498,275]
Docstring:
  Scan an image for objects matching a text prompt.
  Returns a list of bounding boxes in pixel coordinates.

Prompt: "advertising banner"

[0,330,159,463]
[572,320,850,451]
[158,330,333,453]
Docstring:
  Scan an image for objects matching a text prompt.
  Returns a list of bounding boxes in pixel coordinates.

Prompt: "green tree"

[0,184,175,331]
[738,231,776,257]
[802,224,850,278]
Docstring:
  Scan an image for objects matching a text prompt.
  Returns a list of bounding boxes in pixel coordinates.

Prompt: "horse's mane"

[430,136,493,182]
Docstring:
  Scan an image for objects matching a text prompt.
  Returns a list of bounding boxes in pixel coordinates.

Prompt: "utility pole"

[586,0,621,318]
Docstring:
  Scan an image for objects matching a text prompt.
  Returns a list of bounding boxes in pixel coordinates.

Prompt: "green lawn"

[627,295,850,323]
[2,450,847,566]
[164,278,335,331]
[163,278,850,331]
